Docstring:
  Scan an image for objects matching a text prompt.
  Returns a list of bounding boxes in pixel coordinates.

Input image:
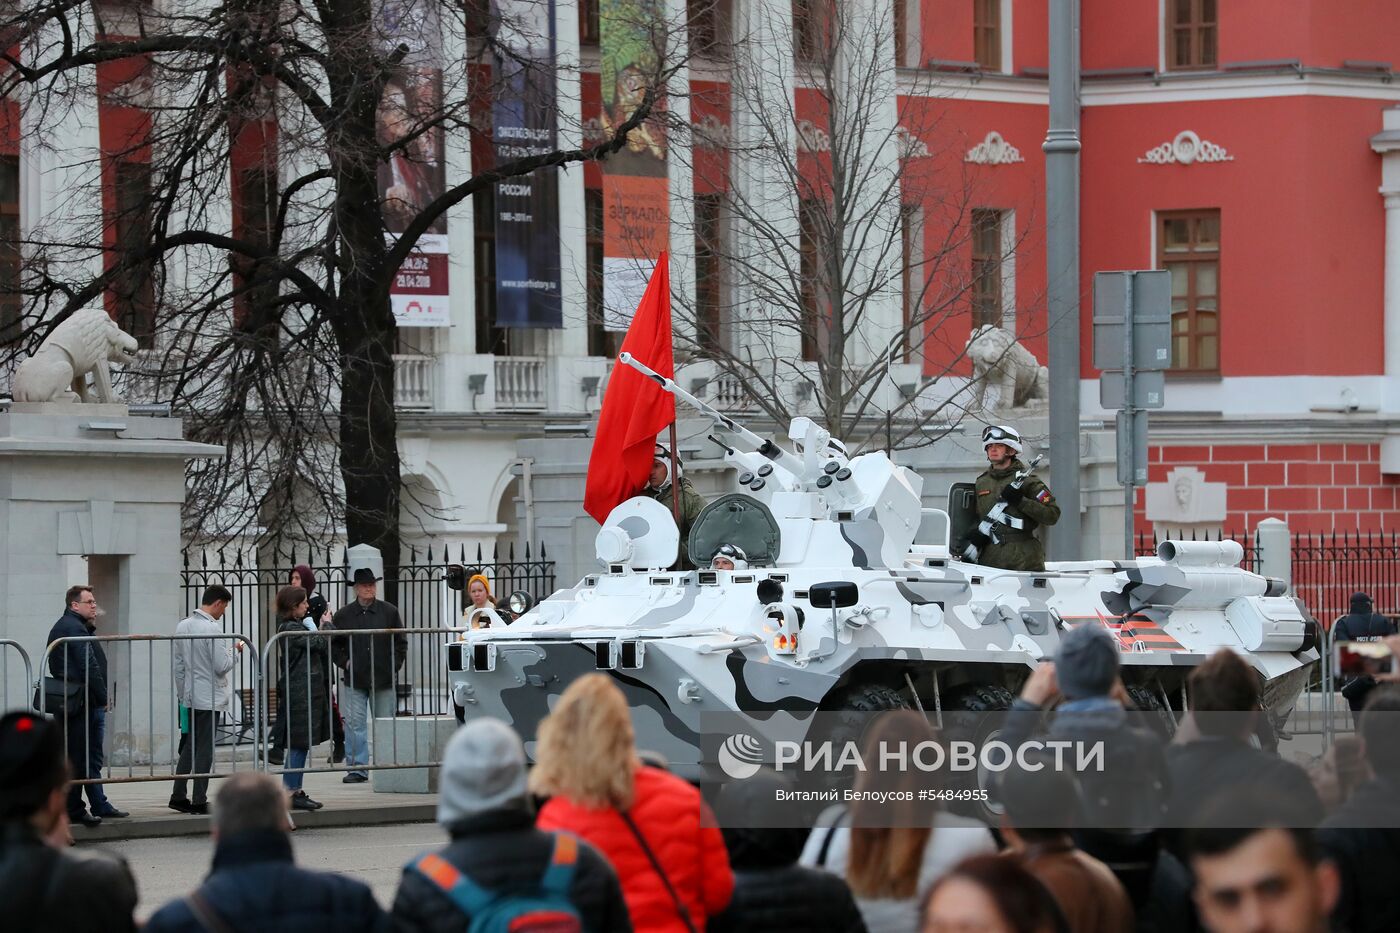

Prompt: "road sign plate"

[1100,370,1166,410]
[1093,271,1172,371]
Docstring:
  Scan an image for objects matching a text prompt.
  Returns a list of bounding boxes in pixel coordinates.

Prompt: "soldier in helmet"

[710,544,748,571]
[645,444,706,568]
[966,424,1060,572]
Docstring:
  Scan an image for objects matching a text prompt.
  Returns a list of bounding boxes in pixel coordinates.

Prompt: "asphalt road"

[87,821,447,923]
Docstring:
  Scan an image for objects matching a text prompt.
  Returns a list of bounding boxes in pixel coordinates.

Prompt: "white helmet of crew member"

[981,424,1024,455]
[711,543,748,571]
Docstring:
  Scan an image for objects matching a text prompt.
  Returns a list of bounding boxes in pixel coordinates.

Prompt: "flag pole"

[668,407,681,524]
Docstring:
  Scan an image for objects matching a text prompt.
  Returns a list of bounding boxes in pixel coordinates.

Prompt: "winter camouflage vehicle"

[448,354,1320,783]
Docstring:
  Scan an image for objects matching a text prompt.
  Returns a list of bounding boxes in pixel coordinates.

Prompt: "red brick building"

[874,0,1400,536]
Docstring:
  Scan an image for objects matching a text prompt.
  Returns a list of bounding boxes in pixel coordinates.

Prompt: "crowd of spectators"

[5,593,1400,933]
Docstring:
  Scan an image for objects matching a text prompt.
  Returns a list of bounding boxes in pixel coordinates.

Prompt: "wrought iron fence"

[182,541,555,721]
[1135,528,1399,626]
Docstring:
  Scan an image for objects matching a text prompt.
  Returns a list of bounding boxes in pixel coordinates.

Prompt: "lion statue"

[965,324,1048,412]
[13,307,141,404]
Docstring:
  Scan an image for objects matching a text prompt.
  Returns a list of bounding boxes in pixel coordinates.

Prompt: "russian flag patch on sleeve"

[1035,488,1053,503]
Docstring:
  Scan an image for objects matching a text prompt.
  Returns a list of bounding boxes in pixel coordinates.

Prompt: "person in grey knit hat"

[392,718,632,933]
[998,626,1171,914]
[1054,623,1122,701]
[436,718,530,825]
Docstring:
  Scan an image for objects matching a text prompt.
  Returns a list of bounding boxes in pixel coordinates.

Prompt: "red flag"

[584,254,675,524]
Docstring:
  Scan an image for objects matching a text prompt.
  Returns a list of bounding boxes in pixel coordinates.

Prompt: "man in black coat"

[145,772,387,932]
[46,584,123,827]
[391,718,630,932]
[0,710,138,932]
[1333,591,1398,714]
[1165,648,1322,841]
[1317,686,1400,933]
[710,772,866,933]
[331,568,407,783]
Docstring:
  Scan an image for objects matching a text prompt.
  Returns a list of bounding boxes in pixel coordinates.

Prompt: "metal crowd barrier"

[1,638,35,712]
[1286,619,1360,751]
[41,633,258,785]
[260,626,458,778]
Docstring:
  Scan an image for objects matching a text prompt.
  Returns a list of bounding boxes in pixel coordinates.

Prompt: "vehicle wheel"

[942,684,1014,823]
[947,684,1015,714]
[801,683,913,819]
[817,683,912,764]
[1125,684,1176,740]
[839,683,911,713]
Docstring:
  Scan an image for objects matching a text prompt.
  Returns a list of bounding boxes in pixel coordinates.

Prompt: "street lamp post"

[1044,0,1082,560]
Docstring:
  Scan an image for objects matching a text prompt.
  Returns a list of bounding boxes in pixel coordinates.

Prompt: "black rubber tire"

[1125,684,1177,740]
[947,684,1015,714]
[942,684,1015,822]
[840,683,912,713]
[819,683,912,769]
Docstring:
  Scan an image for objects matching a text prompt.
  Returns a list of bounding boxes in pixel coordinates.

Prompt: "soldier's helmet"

[710,543,748,570]
[652,443,682,488]
[981,424,1023,454]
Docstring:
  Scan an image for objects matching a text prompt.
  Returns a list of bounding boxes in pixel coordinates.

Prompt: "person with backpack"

[532,674,734,933]
[392,717,631,933]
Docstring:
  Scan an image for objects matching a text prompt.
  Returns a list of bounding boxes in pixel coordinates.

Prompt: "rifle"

[961,454,1046,563]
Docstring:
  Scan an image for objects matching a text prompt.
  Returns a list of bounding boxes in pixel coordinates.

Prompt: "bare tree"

[2,0,682,569]
[664,0,1041,451]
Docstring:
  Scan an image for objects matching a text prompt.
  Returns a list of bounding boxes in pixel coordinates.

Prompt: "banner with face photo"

[601,0,668,330]
[490,0,563,328]
[377,0,451,326]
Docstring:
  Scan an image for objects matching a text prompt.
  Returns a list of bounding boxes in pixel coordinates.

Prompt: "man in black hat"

[331,567,407,783]
[0,711,138,931]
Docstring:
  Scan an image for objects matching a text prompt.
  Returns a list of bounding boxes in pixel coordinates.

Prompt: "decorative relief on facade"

[583,116,607,145]
[964,131,1023,165]
[692,113,731,150]
[1138,130,1234,165]
[1145,466,1228,525]
[897,126,930,159]
[796,120,831,153]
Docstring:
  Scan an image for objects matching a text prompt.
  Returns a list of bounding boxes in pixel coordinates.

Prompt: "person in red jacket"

[532,674,734,932]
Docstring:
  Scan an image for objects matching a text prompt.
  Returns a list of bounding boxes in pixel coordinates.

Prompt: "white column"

[833,0,901,373]
[1371,106,1400,413]
[27,16,104,295]
[1382,190,1400,402]
[443,13,478,368]
[552,0,589,359]
[664,0,696,346]
[729,0,800,362]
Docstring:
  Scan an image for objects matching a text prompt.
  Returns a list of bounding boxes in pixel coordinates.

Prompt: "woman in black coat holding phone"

[270,565,345,764]
[274,585,332,811]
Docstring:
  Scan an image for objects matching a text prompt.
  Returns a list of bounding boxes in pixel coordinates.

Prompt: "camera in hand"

[1335,639,1394,677]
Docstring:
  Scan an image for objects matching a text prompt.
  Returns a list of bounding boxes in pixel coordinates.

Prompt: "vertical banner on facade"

[491,0,563,328]
[601,0,669,330]
[377,0,451,327]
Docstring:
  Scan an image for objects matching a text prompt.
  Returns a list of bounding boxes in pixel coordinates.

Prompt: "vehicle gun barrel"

[618,352,806,476]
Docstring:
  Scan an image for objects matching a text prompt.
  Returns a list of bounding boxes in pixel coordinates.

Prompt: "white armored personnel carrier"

[448,355,1320,782]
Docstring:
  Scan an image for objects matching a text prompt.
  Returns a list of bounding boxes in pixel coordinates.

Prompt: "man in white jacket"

[169,585,240,815]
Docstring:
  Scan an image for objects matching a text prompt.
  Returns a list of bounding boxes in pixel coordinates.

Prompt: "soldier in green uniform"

[967,424,1060,572]
[645,444,706,568]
